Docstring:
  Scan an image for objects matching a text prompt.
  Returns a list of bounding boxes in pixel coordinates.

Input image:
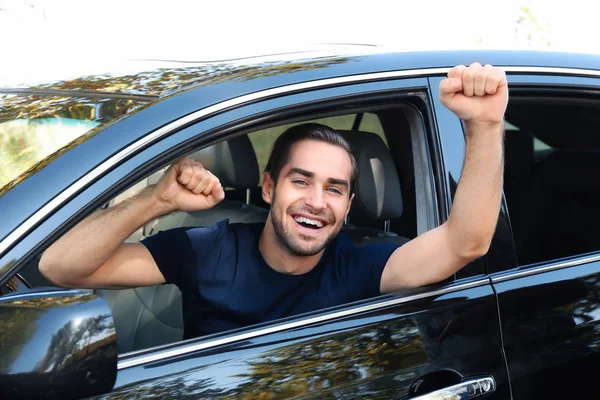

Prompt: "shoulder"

[184,218,231,243]
[184,219,265,248]
[143,218,234,251]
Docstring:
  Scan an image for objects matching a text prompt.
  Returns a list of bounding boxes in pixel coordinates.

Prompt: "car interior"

[17,104,436,354]
[503,96,600,266]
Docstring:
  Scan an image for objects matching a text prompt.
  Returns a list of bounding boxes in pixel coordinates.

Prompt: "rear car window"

[0,94,146,195]
[503,97,600,265]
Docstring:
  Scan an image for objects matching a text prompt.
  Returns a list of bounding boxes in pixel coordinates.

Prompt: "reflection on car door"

[493,258,600,400]
[95,278,509,399]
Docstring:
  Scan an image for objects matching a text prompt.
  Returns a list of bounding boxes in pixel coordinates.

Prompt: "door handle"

[411,376,496,399]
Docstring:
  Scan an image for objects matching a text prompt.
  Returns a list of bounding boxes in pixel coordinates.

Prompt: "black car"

[0,49,599,400]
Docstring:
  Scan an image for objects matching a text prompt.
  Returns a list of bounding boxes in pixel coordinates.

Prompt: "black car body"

[0,48,599,399]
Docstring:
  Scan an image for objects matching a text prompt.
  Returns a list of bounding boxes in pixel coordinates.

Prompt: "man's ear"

[346,193,355,217]
[262,172,274,205]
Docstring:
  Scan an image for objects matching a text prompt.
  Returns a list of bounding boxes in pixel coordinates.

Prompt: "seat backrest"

[98,135,267,353]
[148,134,268,235]
[337,130,409,246]
[95,284,183,353]
[538,149,600,260]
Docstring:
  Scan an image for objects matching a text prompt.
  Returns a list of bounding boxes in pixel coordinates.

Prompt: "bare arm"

[39,158,225,289]
[381,63,508,293]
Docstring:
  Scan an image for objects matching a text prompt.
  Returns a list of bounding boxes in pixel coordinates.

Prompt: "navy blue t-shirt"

[141,219,399,339]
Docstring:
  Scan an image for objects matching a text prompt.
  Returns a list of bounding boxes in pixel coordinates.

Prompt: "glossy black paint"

[93,281,509,399]
[493,260,600,400]
[0,288,117,399]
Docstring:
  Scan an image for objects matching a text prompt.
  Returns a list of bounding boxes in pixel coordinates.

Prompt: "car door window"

[503,93,600,265]
[17,97,434,355]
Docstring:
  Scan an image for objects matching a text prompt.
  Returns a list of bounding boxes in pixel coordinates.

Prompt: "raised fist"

[439,62,509,125]
[153,158,225,214]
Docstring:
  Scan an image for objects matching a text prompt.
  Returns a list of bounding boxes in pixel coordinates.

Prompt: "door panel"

[493,260,600,399]
[94,280,509,399]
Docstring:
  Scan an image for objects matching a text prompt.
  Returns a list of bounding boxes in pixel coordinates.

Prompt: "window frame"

[0,76,446,347]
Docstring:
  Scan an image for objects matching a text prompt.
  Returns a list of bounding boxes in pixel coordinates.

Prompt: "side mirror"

[0,288,117,399]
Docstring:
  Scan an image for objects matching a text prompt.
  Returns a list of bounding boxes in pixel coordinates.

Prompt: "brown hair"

[264,123,358,193]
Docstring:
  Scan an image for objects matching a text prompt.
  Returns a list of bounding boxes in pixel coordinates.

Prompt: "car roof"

[1,48,599,254]
[3,49,599,98]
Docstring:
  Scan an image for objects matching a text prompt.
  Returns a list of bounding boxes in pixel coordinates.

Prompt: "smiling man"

[40,63,508,339]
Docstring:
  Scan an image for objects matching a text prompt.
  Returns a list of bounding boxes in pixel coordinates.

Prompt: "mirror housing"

[0,288,117,399]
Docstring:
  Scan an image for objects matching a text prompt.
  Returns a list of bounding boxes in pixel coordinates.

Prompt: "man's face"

[263,139,354,256]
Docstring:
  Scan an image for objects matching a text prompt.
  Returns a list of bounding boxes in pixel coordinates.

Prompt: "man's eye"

[293,179,308,186]
[328,187,342,195]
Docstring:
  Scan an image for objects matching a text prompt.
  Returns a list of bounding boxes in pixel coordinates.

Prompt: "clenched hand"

[154,158,225,213]
[439,62,509,125]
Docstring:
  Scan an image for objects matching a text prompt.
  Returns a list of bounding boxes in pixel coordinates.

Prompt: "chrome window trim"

[0,88,157,101]
[502,66,600,76]
[0,289,80,301]
[117,277,489,370]
[2,65,599,259]
[492,253,600,283]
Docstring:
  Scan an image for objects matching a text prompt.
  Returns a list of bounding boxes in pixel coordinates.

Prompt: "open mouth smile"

[292,215,327,230]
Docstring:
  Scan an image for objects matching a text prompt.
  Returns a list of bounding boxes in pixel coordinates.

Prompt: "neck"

[259,216,324,275]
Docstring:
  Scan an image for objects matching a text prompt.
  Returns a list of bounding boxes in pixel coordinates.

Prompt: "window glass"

[359,112,387,145]
[0,94,146,195]
[503,98,600,265]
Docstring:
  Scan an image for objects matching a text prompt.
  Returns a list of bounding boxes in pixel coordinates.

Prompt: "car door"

[1,69,509,399]
[487,70,600,400]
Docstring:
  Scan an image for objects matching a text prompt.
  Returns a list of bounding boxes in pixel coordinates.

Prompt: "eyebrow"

[328,177,349,189]
[286,168,349,189]
[286,167,314,179]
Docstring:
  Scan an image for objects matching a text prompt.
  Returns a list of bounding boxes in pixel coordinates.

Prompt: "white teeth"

[294,216,324,228]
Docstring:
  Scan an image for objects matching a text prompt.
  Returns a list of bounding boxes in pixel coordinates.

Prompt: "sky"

[0,0,598,85]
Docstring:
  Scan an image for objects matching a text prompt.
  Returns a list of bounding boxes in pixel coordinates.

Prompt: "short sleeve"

[141,219,229,288]
[343,243,400,299]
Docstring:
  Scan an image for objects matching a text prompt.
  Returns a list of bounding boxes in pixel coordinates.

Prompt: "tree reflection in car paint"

[12,57,355,97]
[1,294,114,373]
[0,96,146,195]
[97,319,424,399]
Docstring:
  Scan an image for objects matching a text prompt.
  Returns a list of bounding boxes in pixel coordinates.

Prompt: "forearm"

[446,121,504,260]
[40,185,168,284]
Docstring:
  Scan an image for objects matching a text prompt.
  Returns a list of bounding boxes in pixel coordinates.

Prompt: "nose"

[304,186,326,211]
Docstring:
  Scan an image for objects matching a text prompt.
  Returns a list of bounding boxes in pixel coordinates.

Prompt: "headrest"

[504,130,534,180]
[188,135,259,189]
[337,130,403,220]
[541,150,600,194]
